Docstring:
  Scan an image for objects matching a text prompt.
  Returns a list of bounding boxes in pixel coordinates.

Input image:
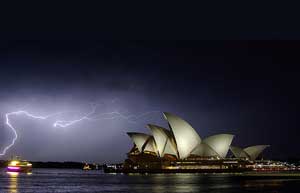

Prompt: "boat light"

[9,161,19,166]
[7,166,21,171]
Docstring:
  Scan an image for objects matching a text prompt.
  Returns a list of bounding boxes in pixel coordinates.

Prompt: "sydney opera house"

[109,112,272,173]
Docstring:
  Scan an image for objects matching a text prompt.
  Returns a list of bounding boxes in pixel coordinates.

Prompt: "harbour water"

[0,169,300,193]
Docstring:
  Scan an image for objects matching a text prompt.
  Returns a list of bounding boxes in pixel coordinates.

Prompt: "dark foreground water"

[0,169,300,193]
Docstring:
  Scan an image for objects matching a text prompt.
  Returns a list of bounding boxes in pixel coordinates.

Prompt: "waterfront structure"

[128,113,239,159]
[127,112,268,160]
[115,112,271,173]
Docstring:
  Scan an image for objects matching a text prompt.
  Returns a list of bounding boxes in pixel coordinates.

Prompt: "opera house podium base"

[114,167,253,174]
[104,154,254,174]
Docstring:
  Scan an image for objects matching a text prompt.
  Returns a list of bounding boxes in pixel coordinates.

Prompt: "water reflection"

[7,172,19,193]
[127,173,238,193]
[1,169,300,193]
[125,173,298,193]
[242,179,284,188]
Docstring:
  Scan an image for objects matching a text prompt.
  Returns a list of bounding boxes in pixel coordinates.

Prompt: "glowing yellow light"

[9,161,19,166]
[7,171,19,176]
[27,163,32,166]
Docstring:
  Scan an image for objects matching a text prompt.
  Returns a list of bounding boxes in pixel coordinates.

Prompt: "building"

[111,112,271,173]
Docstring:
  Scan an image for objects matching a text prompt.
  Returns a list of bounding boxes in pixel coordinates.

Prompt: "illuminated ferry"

[6,158,32,173]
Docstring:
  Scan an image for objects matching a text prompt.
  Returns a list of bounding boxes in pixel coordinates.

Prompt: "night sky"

[0,3,299,162]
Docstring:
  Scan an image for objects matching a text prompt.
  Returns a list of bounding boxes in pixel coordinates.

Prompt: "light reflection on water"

[7,172,18,193]
[242,179,284,188]
[0,169,299,193]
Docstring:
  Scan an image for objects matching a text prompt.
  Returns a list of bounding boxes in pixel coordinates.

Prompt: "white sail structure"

[192,134,234,158]
[126,112,269,161]
[147,124,177,157]
[244,145,270,160]
[202,134,234,158]
[230,145,270,160]
[127,132,151,152]
[143,136,158,153]
[230,146,245,158]
[191,143,218,157]
[163,112,201,159]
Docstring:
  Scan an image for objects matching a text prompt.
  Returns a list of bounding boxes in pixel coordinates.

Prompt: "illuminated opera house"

[118,112,272,173]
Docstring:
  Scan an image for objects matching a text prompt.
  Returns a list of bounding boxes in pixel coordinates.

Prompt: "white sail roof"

[191,134,234,158]
[163,138,178,156]
[244,145,270,160]
[230,145,270,160]
[127,132,151,152]
[126,112,269,161]
[147,124,177,157]
[143,136,158,153]
[230,146,246,158]
[191,143,219,157]
[202,134,234,158]
[163,112,201,159]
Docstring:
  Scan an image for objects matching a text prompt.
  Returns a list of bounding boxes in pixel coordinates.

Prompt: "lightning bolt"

[53,104,98,128]
[90,110,161,123]
[1,105,160,156]
[1,111,62,156]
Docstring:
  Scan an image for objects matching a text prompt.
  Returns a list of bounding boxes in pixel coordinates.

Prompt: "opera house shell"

[127,112,269,161]
[230,145,270,161]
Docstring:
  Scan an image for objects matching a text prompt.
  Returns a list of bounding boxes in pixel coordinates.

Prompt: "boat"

[6,158,32,173]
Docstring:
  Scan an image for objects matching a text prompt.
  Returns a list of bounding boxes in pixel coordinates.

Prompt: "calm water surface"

[0,169,299,193]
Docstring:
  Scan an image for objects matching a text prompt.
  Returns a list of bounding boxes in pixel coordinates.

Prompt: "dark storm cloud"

[0,40,299,162]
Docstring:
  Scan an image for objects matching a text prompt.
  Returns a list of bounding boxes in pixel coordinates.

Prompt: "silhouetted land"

[0,160,103,169]
[0,158,299,169]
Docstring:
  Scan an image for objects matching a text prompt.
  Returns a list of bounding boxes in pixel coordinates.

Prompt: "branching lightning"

[53,105,98,128]
[1,111,58,156]
[0,105,160,156]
